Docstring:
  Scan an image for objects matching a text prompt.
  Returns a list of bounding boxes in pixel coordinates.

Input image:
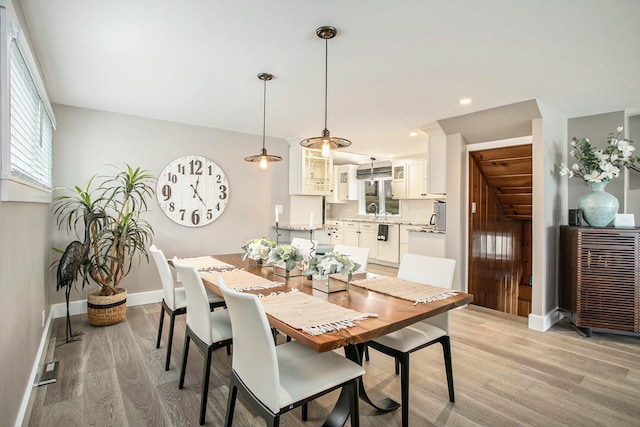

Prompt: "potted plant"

[559,126,640,226]
[241,238,276,266]
[266,244,304,277]
[304,251,361,293]
[52,164,155,326]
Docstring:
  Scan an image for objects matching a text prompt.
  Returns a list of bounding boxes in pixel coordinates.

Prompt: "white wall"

[51,105,290,303]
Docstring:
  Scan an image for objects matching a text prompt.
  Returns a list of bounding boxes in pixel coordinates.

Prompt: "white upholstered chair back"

[291,237,318,261]
[397,253,456,332]
[218,277,281,413]
[332,244,369,272]
[172,258,214,345]
[150,245,177,309]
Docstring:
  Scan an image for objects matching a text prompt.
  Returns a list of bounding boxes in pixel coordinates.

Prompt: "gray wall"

[51,105,291,303]
[566,111,626,213]
[0,201,51,425]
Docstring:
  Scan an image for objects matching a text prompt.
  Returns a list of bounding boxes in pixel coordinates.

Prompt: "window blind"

[9,36,53,189]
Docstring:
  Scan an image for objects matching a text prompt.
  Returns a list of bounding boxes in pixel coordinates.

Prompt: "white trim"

[14,309,54,427]
[528,309,564,332]
[50,289,164,318]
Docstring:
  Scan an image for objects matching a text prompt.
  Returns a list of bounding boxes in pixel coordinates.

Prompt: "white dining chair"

[367,253,456,427]
[291,237,318,261]
[172,258,233,426]
[332,244,369,272]
[150,245,226,371]
[218,276,365,427]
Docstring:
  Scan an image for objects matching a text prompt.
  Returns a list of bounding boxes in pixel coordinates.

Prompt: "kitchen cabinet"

[559,226,640,336]
[289,143,333,196]
[391,162,407,199]
[376,223,400,263]
[344,221,379,259]
[408,230,446,258]
[399,224,411,260]
[406,159,429,199]
[337,164,359,201]
[427,130,447,194]
[329,167,342,203]
[326,219,344,245]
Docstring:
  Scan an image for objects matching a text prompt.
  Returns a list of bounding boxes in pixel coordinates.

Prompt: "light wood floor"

[29,264,640,426]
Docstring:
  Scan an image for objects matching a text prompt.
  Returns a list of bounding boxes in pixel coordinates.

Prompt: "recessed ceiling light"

[409,131,418,137]
[459,98,472,105]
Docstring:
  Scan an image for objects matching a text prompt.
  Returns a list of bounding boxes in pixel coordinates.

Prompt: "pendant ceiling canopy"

[300,26,351,158]
[244,72,282,169]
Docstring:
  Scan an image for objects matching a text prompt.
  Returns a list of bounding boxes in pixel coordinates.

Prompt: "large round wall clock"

[156,155,229,227]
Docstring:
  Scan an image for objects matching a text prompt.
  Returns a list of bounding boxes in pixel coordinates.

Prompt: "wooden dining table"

[200,254,474,427]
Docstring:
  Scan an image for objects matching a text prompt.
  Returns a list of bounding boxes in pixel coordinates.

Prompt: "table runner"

[201,269,283,291]
[351,275,458,305]
[176,255,235,271]
[259,290,378,336]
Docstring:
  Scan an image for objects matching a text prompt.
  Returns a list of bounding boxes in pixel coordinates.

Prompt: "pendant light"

[300,26,351,158]
[245,73,282,170]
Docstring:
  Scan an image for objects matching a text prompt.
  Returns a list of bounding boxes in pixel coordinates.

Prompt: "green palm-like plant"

[53,164,155,296]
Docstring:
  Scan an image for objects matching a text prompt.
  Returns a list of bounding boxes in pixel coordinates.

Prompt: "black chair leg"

[199,346,214,425]
[395,358,400,375]
[364,344,370,361]
[156,302,165,348]
[179,334,190,389]
[225,379,238,427]
[399,353,410,427]
[441,336,455,402]
[302,403,308,421]
[165,311,177,370]
[349,379,360,427]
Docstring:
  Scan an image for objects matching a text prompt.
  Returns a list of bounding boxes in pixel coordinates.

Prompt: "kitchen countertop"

[275,218,445,234]
[328,217,431,226]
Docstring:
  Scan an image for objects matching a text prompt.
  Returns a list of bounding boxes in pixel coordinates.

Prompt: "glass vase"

[577,181,619,227]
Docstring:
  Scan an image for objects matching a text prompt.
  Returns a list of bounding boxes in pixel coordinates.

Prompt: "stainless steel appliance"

[429,201,446,231]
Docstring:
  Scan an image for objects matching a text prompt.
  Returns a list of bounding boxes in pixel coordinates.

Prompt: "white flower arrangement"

[241,238,276,262]
[266,244,304,272]
[559,126,640,183]
[304,251,361,281]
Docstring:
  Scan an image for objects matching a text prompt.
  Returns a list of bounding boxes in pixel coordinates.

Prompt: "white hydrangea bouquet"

[266,244,304,272]
[559,126,639,182]
[241,238,276,262]
[304,251,361,281]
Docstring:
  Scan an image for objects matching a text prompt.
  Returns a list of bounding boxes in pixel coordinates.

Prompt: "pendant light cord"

[324,36,328,131]
[262,77,267,150]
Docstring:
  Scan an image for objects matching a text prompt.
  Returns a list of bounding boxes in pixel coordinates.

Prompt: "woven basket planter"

[87,288,127,326]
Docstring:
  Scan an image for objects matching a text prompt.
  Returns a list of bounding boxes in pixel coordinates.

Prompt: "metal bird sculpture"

[56,211,104,343]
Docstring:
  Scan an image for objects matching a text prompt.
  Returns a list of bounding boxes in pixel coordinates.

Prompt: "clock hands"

[190,177,207,207]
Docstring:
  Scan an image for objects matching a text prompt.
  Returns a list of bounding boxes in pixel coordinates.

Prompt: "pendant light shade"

[300,26,351,157]
[245,73,282,169]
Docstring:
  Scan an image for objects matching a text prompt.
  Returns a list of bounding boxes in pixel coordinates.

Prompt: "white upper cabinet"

[427,128,446,194]
[391,162,407,199]
[289,141,333,195]
[406,159,429,199]
[337,164,359,201]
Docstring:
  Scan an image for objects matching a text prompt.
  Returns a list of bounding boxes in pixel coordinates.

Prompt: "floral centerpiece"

[241,238,276,263]
[559,126,639,182]
[266,244,304,272]
[304,251,361,281]
[558,126,640,227]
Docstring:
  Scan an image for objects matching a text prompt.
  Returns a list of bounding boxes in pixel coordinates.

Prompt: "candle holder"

[275,221,282,245]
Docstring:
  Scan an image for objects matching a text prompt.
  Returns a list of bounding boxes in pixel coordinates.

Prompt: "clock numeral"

[166,172,178,183]
[215,202,220,211]
[207,209,213,220]
[218,184,228,200]
[161,185,172,201]
[216,174,223,183]
[179,209,186,220]
[208,165,214,175]
[177,164,186,174]
[191,210,201,225]
[169,202,175,212]
[189,159,203,175]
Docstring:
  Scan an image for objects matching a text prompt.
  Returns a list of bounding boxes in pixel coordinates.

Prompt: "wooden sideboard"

[559,226,640,336]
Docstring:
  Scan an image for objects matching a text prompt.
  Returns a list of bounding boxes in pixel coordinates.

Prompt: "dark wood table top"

[201,254,474,353]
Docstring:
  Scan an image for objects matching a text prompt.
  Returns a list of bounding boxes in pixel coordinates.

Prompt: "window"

[1,4,56,202]
[360,179,400,216]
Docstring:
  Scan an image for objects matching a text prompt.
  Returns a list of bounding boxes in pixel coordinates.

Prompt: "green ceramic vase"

[578,181,619,227]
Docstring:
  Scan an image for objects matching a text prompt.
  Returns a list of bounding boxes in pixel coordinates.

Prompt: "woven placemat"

[351,275,458,305]
[259,290,377,336]
[177,256,235,272]
[201,269,283,291]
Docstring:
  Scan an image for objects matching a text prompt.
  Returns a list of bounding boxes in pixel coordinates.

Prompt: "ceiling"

[19,0,640,164]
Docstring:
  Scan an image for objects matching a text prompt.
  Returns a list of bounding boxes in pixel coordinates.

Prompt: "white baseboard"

[51,289,164,319]
[528,308,564,332]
